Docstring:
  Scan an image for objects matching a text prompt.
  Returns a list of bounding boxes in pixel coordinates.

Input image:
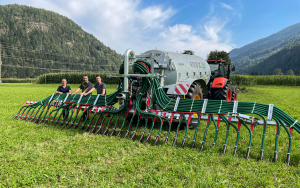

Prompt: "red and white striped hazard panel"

[175,84,189,94]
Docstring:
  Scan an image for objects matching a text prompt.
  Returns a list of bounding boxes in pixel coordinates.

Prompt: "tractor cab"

[206,59,236,101]
[206,59,232,80]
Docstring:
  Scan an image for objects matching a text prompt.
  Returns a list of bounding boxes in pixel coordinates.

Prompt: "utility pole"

[0,43,2,85]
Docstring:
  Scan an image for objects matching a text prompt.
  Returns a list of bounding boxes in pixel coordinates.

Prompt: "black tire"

[186,82,203,129]
[231,86,237,101]
[212,82,232,101]
[187,82,203,99]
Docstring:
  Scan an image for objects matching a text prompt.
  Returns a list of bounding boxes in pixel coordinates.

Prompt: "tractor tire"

[231,86,237,101]
[212,82,232,101]
[186,82,203,129]
[187,82,203,100]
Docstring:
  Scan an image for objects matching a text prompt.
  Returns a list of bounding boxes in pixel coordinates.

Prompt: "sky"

[1,0,300,58]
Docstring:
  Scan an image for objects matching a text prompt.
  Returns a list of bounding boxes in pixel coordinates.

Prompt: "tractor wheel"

[187,82,203,100]
[231,86,237,101]
[212,82,232,101]
[186,82,203,129]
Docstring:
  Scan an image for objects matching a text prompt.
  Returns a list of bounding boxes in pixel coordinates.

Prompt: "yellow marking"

[193,94,201,117]
[194,94,201,99]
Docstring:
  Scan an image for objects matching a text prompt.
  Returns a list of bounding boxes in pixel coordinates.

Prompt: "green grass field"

[1,83,300,187]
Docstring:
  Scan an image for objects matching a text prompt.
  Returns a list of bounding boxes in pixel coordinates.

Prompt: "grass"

[1,83,300,187]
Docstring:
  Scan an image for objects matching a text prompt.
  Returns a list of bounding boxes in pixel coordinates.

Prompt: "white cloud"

[221,3,233,10]
[2,0,238,58]
[159,24,232,58]
[156,2,236,58]
[204,17,230,42]
[139,6,175,29]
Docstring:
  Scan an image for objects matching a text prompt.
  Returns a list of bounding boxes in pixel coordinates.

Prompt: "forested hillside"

[247,42,300,75]
[230,22,300,74]
[0,4,123,78]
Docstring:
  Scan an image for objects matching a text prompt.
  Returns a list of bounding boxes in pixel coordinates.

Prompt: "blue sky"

[1,0,300,57]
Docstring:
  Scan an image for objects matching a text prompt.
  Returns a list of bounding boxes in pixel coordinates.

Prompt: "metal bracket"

[77,94,83,105]
[251,117,259,124]
[267,104,274,121]
[201,99,208,113]
[228,112,259,124]
[93,94,100,105]
[63,94,69,102]
[48,94,55,103]
[227,112,239,118]
[174,96,180,111]
[108,73,162,78]
[233,101,238,113]
[244,116,259,125]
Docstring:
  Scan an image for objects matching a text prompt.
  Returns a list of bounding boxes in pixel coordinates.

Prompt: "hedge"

[230,75,300,86]
[1,78,36,83]
[36,72,119,84]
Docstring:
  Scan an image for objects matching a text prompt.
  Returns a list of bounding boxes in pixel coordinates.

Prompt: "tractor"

[206,59,236,101]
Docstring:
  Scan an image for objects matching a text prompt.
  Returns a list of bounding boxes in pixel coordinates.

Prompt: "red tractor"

[206,59,237,101]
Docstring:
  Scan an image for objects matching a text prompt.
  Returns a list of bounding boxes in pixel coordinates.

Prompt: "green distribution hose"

[128,60,299,163]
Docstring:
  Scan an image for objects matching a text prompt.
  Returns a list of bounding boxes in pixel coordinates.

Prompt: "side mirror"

[231,65,235,72]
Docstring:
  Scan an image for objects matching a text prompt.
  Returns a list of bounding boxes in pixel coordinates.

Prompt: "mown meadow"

[1,83,300,187]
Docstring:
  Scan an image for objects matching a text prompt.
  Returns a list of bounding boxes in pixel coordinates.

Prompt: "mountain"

[230,22,300,74]
[247,41,300,75]
[0,4,123,78]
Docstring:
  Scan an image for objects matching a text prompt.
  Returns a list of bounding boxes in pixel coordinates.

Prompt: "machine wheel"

[187,82,203,129]
[231,86,237,101]
[187,82,203,100]
[212,82,232,101]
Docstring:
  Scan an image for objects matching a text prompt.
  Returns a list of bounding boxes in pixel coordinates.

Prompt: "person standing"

[84,75,106,96]
[55,79,71,117]
[71,75,93,96]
